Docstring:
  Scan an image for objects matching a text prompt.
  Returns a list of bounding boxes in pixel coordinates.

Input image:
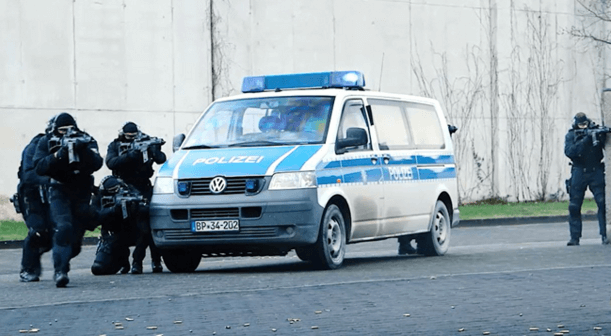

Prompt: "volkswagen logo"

[209,176,227,194]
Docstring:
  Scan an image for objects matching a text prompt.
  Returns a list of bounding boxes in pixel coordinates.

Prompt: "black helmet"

[99,176,125,195]
[573,112,590,129]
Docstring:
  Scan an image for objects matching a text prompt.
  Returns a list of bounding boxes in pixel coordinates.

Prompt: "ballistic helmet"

[99,176,124,195]
[573,112,590,129]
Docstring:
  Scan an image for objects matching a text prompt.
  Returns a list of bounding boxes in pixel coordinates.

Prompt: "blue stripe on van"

[418,166,457,180]
[416,155,455,165]
[274,145,323,172]
[316,154,455,185]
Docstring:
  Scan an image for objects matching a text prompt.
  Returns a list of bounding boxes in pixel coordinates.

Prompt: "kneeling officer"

[91,176,146,275]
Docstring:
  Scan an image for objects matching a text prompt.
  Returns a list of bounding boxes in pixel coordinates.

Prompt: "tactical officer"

[17,121,53,282]
[106,122,166,274]
[33,113,103,287]
[564,112,610,246]
[90,176,144,275]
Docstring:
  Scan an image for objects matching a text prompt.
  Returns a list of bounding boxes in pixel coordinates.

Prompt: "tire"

[295,247,316,262]
[311,204,346,270]
[417,201,451,256]
[161,249,202,273]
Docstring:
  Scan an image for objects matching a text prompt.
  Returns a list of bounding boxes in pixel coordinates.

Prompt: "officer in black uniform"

[90,176,144,275]
[17,121,53,282]
[106,122,166,274]
[564,112,610,246]
[33,113,103,287]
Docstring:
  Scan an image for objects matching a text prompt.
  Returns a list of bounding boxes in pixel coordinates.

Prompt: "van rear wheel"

[311,204,346,269]
[417,201,451,256]
[161,249,202,273]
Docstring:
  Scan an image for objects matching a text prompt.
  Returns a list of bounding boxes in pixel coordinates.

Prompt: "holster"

[565,177,571,196]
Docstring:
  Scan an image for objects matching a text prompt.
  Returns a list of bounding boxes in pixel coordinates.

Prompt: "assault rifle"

[49,128,93,164]
[119,134,165,163]
[101,188,146,220]
[576,124,611,147]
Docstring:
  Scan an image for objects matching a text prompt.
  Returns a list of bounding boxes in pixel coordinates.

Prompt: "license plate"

[192,220,240,232]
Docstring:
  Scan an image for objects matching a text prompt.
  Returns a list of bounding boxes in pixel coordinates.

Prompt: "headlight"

[153,176,174,194]
[269,172,317,190]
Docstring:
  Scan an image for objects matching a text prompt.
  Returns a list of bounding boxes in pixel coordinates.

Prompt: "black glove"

[74,137,89,150]
[128,150,142,161]
[55,146,69,161]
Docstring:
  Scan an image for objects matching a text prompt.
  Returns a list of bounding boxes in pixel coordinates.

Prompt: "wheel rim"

[433,211,448,246]
[326,216,343,260]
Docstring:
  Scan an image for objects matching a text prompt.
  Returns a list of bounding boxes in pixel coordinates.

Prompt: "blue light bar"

[241,71,366,93]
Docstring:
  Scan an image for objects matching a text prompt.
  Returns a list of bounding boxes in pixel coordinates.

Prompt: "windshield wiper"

[182,144,219,150]
[227,141,285,147]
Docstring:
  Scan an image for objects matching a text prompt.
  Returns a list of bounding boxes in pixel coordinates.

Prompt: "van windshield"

[182,96,334,148]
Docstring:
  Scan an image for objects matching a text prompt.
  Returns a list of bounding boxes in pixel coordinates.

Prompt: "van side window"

[368,99,411,150]
[405,103,445,149]
[337,99,371,152]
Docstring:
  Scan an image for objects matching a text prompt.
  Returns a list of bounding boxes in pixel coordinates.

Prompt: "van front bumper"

[149,188,323,253]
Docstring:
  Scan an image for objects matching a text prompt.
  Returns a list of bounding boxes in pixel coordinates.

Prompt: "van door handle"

[371,157,378,164]
[383,157,390,164]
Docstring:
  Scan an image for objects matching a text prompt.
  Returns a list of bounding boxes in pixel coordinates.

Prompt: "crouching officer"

[33,113,103,287]
[106,122,166,274]
[564,112,610,246]
[16,124,53,282]
[90,176,146,275]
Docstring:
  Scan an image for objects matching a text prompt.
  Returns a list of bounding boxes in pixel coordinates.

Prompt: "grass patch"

[0,220,100,241]
[0,199,600,240]
[459,199,598,220]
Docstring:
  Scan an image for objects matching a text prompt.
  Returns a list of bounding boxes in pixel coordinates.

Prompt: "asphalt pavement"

[0,217,609,336]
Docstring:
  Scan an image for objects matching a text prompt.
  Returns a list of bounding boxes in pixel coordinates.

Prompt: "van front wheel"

[311,204,346,270]
[417,201,451,256]
[161,249,202,273]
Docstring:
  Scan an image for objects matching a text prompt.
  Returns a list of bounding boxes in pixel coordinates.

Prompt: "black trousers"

[568,166,607,239]
[129,180,160,264]
[47,184,91,274]
[20,184,52,274]
[91,229,131,275]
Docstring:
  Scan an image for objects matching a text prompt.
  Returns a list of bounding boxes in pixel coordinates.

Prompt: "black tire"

[417,201,451,256]
[161,249,202,273]
[295,246,316,262]
[311,204,346,270]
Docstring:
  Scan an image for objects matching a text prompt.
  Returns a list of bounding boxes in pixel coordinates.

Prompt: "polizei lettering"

[388,166,414,180]
[192,156,265,165]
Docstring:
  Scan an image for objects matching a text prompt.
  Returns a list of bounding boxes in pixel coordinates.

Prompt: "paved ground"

[0,220,609,335]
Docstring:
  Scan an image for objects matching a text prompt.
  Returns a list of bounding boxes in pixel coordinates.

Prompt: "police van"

[150,71,459,272]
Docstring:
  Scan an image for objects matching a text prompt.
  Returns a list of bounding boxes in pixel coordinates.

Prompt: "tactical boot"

[567,238,580,246]
[54,272,69,288]
[131,261,143,274]
[398,242,417,255]
[151,260,163,273]
[602,236,610,245]
[19,270,40,282]
[120,260,130,274]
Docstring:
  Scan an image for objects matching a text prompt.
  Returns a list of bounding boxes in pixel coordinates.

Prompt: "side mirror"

[173,134,186,152]
[336,127,368,153]
[448,124,458,136]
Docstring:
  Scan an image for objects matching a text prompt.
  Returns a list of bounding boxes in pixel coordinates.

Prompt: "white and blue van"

[150,71,459,272]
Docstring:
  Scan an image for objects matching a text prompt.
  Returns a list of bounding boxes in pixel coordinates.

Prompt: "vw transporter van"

[150,71,459,272]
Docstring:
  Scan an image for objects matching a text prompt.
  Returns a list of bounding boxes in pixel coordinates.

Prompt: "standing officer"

[33,113,103,287]
[106,122,166,274]
[564,112,610,246]
[16,120,53,282]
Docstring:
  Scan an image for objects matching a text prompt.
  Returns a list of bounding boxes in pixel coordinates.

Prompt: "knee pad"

[568,202,581,214]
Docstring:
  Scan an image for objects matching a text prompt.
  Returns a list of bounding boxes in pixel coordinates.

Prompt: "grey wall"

[1,0,607,204]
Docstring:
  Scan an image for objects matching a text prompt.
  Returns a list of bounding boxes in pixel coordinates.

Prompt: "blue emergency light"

[241,71,366,93]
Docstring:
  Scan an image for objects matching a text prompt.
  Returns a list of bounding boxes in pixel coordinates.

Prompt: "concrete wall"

[0,0,607,205]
